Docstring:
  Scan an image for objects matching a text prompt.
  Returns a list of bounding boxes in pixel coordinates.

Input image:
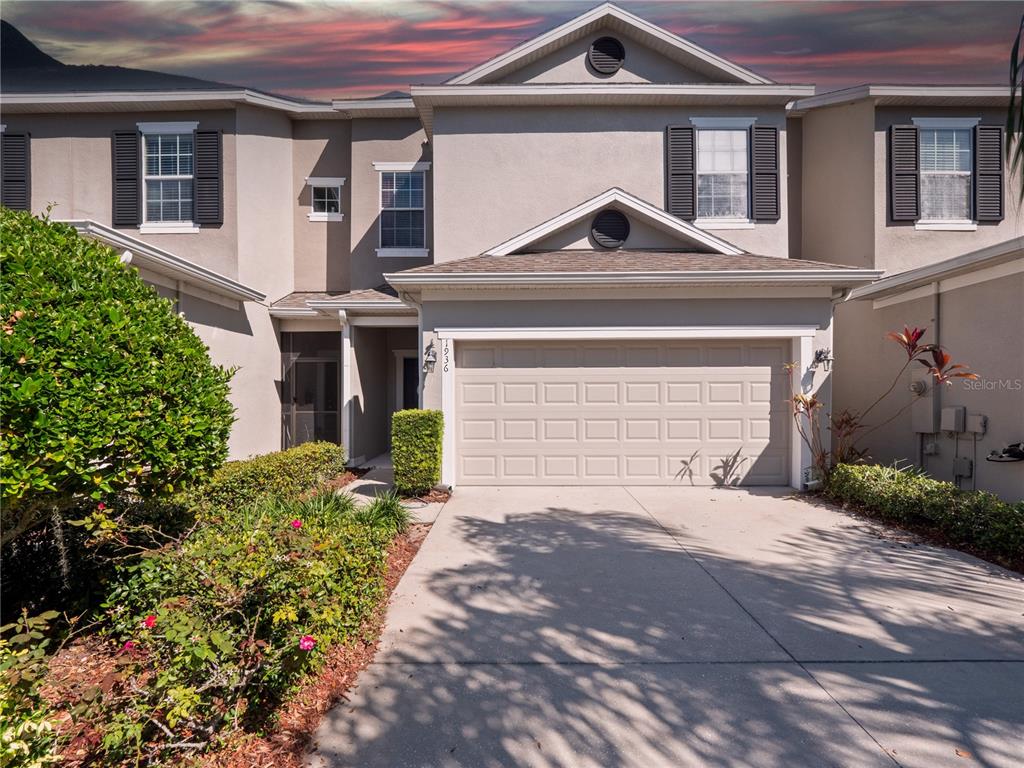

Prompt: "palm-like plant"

[1009,14,1024,203]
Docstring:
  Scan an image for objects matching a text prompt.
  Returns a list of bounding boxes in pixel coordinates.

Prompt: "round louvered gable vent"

[591,209,630,249]
[588,36,625,74]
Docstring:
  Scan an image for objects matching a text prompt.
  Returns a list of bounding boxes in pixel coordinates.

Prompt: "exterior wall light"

[812,348,833,372]
[422,346,437,374]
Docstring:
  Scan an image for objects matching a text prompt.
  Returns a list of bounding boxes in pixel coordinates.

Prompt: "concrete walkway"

[309,486,1024,768]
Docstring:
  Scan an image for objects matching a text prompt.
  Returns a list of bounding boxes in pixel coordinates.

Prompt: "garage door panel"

[454,340,790,485]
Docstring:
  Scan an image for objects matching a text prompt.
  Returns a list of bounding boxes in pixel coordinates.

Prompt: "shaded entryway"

[309,487,1024,768]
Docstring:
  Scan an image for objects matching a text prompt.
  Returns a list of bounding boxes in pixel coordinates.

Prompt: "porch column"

[339,310,354,465]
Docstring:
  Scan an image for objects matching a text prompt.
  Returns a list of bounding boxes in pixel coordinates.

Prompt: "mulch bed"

[199,521,431,768]
[808,494,1024,575]
[404,488,451,504]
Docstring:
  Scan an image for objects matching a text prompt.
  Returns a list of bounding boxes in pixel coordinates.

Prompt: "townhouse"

[1,5,1019,498]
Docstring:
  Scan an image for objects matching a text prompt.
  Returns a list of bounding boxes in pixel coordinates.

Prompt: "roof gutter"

[62,219,265,303]
[386,269,883,290]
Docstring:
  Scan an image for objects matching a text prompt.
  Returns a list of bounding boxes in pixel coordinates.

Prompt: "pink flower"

[98,502,106,511]
[290,519,303,530]
[143,614,157,629]
[298,635,316,652]
[121,640,136,652]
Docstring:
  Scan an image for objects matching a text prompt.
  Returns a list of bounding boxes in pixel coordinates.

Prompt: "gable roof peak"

[485,187,746,257]
[446,2,773,87]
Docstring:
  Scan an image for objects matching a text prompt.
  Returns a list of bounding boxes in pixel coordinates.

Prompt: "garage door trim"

[437,326,817,490]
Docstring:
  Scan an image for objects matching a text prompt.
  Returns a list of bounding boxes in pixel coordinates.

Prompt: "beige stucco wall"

[417,292,834,417]
[871,107,1024,274]
[349,118,432,290]
[234,105,294,302]
[5,110,240,278]
[174,292,283,460]
[493,29,713,85]
[292,119,352,292]
[432,106,792,263]
[833,271,1024,501]
[799,99,875,268]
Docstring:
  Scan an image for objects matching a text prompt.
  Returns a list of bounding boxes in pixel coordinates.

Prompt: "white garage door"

[454,340,790,485]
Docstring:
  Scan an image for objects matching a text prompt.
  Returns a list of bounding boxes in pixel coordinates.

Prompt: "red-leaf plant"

[788,326,979,478]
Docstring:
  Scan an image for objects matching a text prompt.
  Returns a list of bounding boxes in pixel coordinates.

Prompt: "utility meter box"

[941,406,966,433]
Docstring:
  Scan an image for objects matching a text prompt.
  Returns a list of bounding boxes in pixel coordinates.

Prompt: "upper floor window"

[696,129,748,220]
[919,127,972,222]
[305,176,346,222]
[373,161,430,257]
[138,121,199,233]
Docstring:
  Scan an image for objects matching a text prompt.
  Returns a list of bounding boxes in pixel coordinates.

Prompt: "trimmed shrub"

[190,441,346,513]
[391,409,443,496]
[1,209,234,544]
[96,490,394,763]
[826,464,1024,562]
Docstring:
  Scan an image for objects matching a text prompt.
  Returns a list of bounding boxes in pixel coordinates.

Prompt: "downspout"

[927,283,942,476]
[397,289,425,407]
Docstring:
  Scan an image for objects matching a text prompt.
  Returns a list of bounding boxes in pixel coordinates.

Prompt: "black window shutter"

[888,125,919,221]
[666,125,696,220]
[750,125,779,220]
[973,125,1004,222]
[193,130,223,225]
[1,133,31,211]
[111,131,141,227]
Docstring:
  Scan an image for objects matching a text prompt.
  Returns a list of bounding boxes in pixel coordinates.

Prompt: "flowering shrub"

[92,489,397,763]
[0,611,60,767]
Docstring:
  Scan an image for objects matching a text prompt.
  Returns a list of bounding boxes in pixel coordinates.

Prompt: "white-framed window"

[373,161,430,257]
[918,124,973,224]
[138,122,198,233]
[305,176,345,222]
[696,128,749,221]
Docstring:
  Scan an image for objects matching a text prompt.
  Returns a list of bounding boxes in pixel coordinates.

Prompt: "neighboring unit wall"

[800,99,875,268]
[835,271,1024,501]
[292,119,352,292]
[349,118,432,290]
[432,106,791,262]
[872,107,1024,274]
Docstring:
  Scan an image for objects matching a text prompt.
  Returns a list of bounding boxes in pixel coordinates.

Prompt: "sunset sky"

[1,1,1018,100]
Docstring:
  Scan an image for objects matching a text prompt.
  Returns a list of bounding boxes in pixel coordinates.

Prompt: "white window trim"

[694,126,751,221]
[305,176,347,187]
[372,161,431,172]
[139,223,200,234]
[140,125,198,229]
[306,177,346,222]
[694,218,755,230]
[913,117,978,229]
[137,121,199,134]
[912,117,980,129]
[376,165,427,256]
[689,117,757,129]
[375,248,429,258]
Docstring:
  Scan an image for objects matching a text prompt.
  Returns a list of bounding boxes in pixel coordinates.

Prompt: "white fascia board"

[435,325,819,341]
[484,187,745,256]
[413,84,814,101]
[791,84,1010,113]
[306,299,411,312]
[62,219,265,302]
[331,98,417,117]
[445,2,772,86]
[847,237,1024,301]
[269,306,320,318]
[0,89,336,117]
[386,269,883,289]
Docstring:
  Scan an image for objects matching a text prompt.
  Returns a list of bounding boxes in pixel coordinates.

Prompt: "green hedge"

[190,441,347,512]
[826,464,1024,561]
[392,409,443,496]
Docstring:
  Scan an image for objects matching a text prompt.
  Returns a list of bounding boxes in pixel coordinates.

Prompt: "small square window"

[312,186,340,214]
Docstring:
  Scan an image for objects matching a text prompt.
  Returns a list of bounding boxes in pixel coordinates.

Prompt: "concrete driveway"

[309,487,1024,768]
